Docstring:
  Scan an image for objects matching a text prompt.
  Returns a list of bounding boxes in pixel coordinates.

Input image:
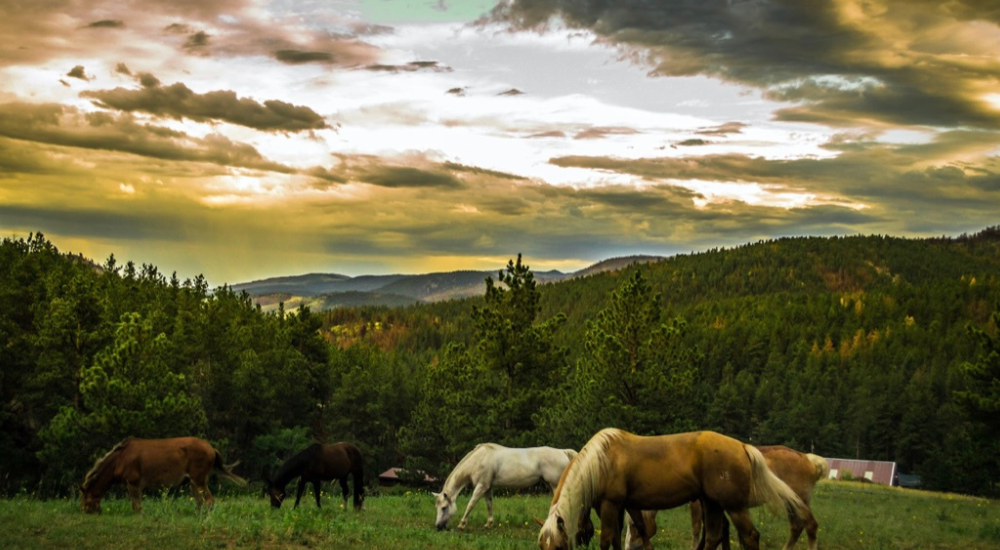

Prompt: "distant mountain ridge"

[232,255,664,310]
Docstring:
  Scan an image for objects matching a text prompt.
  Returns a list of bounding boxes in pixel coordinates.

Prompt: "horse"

[263,442,365,510]
[624,446,829,550]
[79,437,246,514]
[433,443,577,530]
[537,429,807,550]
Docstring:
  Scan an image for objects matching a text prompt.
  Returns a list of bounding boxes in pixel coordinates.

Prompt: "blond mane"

[82,438,131,491]
[541,428,623,547]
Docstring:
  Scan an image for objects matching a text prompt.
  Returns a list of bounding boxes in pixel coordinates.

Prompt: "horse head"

[432,491,457,530]
[79,484,101,514]
[262,475,286,509]
[537,513,569,550]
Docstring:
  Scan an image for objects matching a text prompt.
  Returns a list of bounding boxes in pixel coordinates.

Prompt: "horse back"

[610,432,706,509]
[757,445,821,502]
[313,442,361,479]
[118,437,216,488]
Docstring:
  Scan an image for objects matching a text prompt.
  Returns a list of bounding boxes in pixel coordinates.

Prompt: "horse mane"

[543,429,622,547]
[272,443,322,488]
[442,443,500,495]
[806,453,830,482]
[563,449,578,461]
[82,438,132,491]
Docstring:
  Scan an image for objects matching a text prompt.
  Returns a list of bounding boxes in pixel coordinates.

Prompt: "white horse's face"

[433,491,457,530]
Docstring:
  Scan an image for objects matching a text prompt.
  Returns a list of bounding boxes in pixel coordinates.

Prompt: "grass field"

[2,481,999,549]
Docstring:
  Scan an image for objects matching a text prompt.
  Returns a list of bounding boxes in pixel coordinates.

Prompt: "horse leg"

[624,508,652,550]
[785,507,817,550]
[484,488,495,528]
[598,500,623,550]
[700,500,727,550]
[339,476,350,509]
[293,478,307,509]
[457,483,488,530]
[202,483,215,510]
[313,480,322,508]
[690,500,703,550]
[727,508,761,550]
[126,481,143,513]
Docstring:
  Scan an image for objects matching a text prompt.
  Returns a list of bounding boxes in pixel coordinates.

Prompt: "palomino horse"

[79,437,246,514]
[263,442,365,510]
[537,429,807,550]
[434,443,577,530]
[625,446,829,550]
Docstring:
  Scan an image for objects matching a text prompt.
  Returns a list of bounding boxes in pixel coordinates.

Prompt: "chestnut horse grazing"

[434,443,578,530]
[263,442,365,510]
[80,437,247,514]
[625,446,829,550]
[537,429,807,550]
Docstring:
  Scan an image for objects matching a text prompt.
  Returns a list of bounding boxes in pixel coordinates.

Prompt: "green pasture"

[2,481,999,549]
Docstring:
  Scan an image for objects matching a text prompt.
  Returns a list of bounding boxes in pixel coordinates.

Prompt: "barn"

[826,458,897,486]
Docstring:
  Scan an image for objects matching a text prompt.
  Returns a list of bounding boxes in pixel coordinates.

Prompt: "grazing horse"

[263,442,365,510]
[624,446,829,550]
[79,437,246,514]
[537,429,807,550]
[434,443,577,530]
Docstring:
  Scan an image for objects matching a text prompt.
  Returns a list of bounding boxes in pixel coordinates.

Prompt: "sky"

[1,0,999,285]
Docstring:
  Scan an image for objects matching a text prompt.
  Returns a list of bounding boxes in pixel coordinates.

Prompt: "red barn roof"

[826,458,897,486]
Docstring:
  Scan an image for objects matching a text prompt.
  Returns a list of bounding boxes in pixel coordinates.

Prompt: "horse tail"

[806,453,830,482]
[745,445,807,520]
[213,452,248,487]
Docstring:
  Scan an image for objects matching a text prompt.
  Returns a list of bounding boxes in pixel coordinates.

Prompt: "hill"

[230,255,664,310]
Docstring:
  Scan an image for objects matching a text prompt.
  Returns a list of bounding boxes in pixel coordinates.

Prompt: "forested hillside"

[2,230,999,498]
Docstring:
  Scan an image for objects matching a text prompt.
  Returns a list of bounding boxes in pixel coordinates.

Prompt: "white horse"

[433,443,577,530]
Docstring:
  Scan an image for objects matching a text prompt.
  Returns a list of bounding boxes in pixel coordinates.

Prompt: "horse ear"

[533,516,546,527]
[431,491,440,498]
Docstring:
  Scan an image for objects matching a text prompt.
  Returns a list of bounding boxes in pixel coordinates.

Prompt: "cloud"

[274,49,333,64]
[184,30,210,49]
[66,65,90,81]
[362,60,452,72]
[0,102,294,173]
[86,19,125,29]
[81,82,330,132]
[573,126,639,140]
[492,0,1000,130]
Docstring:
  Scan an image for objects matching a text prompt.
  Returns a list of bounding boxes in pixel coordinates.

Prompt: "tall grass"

[2,481,998,549]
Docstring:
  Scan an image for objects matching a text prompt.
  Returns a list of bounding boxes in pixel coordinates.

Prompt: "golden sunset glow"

[1,0,999,284]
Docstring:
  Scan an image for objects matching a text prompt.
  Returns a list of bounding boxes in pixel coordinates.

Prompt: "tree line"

[1,231,999,497]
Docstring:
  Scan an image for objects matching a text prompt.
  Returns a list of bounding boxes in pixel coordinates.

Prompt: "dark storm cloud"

[696,122,746,136]
[274,49,334,64]
[184,30,210,49]
[81,82,329,132]
[359,166,464,189]
[0,204,179,241]
[0,102,294,173]
[86,19,125,29]
[164,23,192,34]
[115,63,131,75]
[492,0,1000,130]
[136,72,161,88]
[441,162,527,181]
[362,60,451,72]
[67,65,89,81]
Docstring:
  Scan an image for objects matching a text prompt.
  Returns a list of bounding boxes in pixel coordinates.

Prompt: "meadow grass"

[2,481,999,549]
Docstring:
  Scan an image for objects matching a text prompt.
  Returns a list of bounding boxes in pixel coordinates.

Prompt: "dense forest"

[1,230,999,498]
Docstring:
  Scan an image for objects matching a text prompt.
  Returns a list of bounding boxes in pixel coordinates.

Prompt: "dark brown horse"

[625,445,829,550]
[79,437,246,514]
[537,429,807,550]
[263,442,365,510]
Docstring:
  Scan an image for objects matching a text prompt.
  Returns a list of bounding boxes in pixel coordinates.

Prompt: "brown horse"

[625,446,829,550]
[263,442,365,510]
[536,429,807,550]
[79,437,247,514]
